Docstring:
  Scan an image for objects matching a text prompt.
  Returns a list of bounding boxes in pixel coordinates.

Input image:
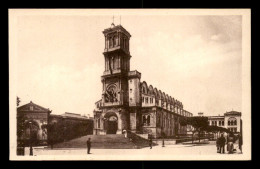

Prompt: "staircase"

[52,134,138,149]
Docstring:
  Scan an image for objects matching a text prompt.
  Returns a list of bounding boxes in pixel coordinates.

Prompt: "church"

[93,23,193,138]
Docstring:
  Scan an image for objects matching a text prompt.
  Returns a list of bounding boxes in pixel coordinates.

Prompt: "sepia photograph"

[9,9,251,160]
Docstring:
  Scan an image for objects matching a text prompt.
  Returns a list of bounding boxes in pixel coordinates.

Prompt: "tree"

[45,123,64,149]
[204,125,233,139]
[180,116,209,143]
[17,113,27,146]
[17,96,21,107]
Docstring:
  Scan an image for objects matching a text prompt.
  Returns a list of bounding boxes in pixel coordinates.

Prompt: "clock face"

[105,85,118,103]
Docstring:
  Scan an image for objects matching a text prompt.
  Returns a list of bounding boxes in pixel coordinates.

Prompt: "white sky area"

[16,15,242,117]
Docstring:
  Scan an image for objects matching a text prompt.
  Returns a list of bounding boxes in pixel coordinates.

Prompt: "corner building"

[93,24,193,138]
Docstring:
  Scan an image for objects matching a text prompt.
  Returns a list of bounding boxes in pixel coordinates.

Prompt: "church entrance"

[105,115,118,134]
[107,121,118,134]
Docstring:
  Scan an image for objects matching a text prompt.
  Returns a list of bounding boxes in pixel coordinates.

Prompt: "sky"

[15,13,242,117]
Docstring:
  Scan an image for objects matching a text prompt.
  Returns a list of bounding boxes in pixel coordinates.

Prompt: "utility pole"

[29,122,33,156]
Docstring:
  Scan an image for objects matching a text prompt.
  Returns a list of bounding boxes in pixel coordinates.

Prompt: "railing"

[175,133,214,144]
[126,130,157,148]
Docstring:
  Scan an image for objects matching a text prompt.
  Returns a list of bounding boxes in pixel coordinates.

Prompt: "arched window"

[219,121,221,126]
[222,121,224,126]
[147,115,150,126]
[142,87,145,93]
[143,116,147,124]
[126,39,128,50]
[113,36,117,47]
[234,120,237,125]
[228,117,236,126]
[109,37,113,48]
[124,38,126,49]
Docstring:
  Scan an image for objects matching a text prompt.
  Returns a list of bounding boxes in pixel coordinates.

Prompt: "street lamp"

[63,126,67,142]
[29,121,33,156]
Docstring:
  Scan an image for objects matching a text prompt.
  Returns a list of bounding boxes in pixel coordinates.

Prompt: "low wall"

[135,133,149,139]
[153,139,176,145]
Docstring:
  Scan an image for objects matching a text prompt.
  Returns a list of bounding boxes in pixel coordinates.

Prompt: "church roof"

[224,111,241,116]
[103,24,131,38]
[140,81,185,109]
[17,101,51,113]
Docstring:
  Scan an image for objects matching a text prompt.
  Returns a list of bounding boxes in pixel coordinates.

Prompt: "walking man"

[219,134,226,154]
[216,137,220,153]
[238,133,243,153]
[149,138,153,149]
[87,138,91,154]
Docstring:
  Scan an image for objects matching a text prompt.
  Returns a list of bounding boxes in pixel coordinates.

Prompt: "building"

[208,111,242,133]
[17,102,93,145]
[197,111,242,134]
[17,101,51,145]
[49,112,93,140]
[93,24,193,138]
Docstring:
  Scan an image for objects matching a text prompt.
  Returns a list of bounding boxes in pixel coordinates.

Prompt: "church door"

[106,115,118,134]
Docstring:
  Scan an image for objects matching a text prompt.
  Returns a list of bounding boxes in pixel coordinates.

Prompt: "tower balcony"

[103,69,122,76]
[128,70,141,79]
[103,46,130,56]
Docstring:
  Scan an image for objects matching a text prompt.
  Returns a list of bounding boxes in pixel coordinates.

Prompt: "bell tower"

[101,24,132,107]
[103,23,131,75]
[94,23,142,135]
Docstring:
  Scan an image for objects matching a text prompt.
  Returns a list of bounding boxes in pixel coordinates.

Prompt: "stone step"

[53,134,137,149]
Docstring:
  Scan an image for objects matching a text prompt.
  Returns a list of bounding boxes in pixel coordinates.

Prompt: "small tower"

[103,24,131,75]
[101,24,132,107]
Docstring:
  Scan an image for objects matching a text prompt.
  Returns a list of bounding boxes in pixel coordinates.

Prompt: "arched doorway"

[24,120,40,145]
[105,114,118,134]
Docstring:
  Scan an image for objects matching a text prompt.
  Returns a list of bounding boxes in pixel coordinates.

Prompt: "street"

[22,143,244,160]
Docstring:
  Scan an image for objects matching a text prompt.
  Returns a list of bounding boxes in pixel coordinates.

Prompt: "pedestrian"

[123,129,127,138]
[149,138,153,149]
[227,135,234,154]
[226,134,229,152]
[238,133,243,153]
[219,134,226,154]
[87,138,91,154]
[216,137,220,153]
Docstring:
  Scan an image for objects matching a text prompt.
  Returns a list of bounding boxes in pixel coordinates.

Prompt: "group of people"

[86,133,243,154]
[216,133,243,154]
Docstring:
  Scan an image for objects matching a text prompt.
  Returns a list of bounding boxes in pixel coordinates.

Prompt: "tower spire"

[111,15,115,27]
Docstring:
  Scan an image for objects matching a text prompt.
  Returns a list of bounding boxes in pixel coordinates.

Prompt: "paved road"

[23,143,244,160]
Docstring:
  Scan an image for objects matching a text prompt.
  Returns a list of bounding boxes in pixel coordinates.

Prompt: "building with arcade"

[93,23,193,138]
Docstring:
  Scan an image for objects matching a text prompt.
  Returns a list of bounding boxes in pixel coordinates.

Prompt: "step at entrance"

[52,134,137,149]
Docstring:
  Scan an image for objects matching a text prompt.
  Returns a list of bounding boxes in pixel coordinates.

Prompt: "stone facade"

[198,111,242,134]
[93,24,193,138]
[17,102,93,145]
[17,101,51,145]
